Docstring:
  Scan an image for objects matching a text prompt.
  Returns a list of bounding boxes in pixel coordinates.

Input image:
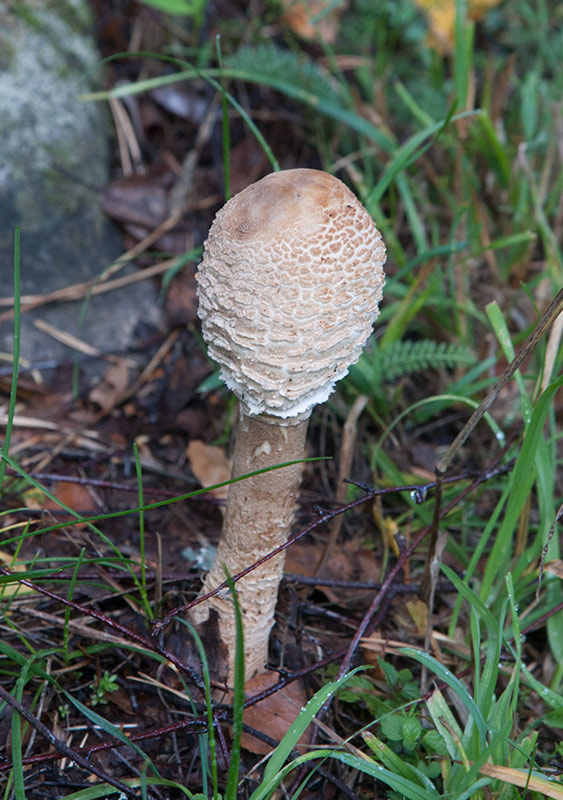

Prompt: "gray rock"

[0,0,160,381]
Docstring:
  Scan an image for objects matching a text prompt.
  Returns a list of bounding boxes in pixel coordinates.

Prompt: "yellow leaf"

[414,0,503,53]
[479,764,563,800]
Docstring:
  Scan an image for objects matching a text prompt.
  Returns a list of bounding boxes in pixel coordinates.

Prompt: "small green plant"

[346,337,476,415]
[89,671,119,706]
[336,660,446,781]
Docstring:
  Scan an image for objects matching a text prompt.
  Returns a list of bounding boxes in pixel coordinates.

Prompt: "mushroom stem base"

[190,410,309,684]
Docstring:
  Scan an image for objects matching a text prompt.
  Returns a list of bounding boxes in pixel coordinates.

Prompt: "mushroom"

[192,168,386,683]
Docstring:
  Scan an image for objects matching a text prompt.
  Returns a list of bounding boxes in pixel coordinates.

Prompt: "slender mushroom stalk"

[192,169,386,683]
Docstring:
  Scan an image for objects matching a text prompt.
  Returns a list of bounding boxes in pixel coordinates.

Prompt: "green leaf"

[380,713,405,742]
[402,648,487,748]
[402,716,423,746]
[422,729,449,756]
[425,687,465,762]
[137,0,197,14]
[363,732,436,791]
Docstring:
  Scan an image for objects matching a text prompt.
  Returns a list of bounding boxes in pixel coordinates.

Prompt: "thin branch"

[0,682,139,799]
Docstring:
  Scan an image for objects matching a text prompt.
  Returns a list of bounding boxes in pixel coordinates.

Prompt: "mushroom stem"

[191,409,310,683]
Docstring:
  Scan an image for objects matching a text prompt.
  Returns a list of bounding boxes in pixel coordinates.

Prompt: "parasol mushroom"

[192,168,386,683]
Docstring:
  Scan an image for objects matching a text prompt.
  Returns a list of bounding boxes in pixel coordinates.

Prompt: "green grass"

[1,0,563,797]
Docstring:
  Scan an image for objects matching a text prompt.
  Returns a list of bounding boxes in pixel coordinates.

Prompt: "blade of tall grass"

[178,619,219,799]
[479,374,563,603]
[373,394,505,464]
[61,777,197,799]
[260,666,368,786]
[0,228,21,491]
[10,669,26,800]
[362,732,437,791]
[215,35,231,200]
[133,441,152,619]
[400,647,487,748]
[225,574,244,800]
[486,301,532,421]
[1,453,322,544]
[252,748,444,800]
[454,0,472,110]
[441,565,504,721]
[366,104,468,209]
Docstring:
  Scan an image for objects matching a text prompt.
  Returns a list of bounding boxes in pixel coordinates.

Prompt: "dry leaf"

[479,764,563,800]
[239,671,311,755]
[414,0,503,53]
[545,560,563,580]
[23,481,98,529]
[89,362,130,412]
[406,597,428,635]
[0,549,26,573]
[280,0,348,43]
[186,439,231,507]
[0,549,35,596]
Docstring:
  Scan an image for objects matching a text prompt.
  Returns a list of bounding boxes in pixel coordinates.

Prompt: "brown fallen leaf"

[280,0,348,43]
[286,541,381,603]
[89,362,130,412]
[240,671,311,755]
[186,439,231,508]
[23,481,98,528]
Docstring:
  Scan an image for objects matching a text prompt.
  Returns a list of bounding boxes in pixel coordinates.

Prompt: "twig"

[420,286,563,601]
[0,565,206,694]
[152,464,511,632]
[437,286,563,476]
[0,682,139,799]
[33,318,139,367]
[314,394,368,574]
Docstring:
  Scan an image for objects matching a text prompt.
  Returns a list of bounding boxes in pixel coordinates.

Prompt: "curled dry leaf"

[186,439,231,508]
[406,597,429,636]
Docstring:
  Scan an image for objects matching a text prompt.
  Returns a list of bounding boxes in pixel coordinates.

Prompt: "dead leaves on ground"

[414,0,504,53]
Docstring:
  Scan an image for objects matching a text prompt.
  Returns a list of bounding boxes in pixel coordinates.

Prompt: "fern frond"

[226,44,346,106]
[347,339,476,394]
[382,339,476,380]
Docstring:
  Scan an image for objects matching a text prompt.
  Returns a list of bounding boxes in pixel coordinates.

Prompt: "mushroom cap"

[197,168,386,418]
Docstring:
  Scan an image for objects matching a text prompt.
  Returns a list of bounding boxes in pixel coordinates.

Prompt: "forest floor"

[1,1,563,798]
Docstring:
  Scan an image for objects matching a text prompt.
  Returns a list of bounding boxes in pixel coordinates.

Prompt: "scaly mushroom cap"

[197,168,386,418]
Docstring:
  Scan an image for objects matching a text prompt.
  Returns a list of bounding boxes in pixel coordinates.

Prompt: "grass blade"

[0,228,21,491]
